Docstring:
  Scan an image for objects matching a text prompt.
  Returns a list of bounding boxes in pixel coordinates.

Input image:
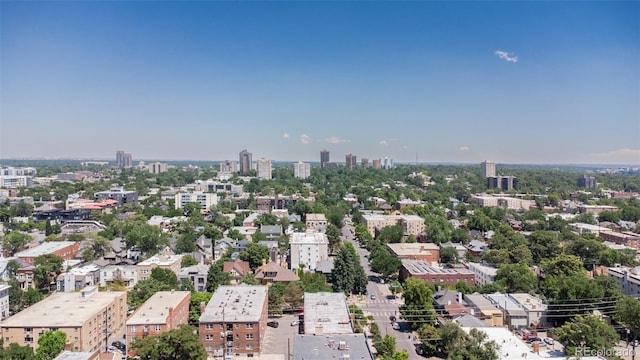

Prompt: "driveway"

[261,314,299,359]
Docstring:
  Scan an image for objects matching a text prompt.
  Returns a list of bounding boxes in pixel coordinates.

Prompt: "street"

[342,223,423,360]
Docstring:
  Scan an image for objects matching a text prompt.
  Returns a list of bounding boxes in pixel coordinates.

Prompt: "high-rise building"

[481,161,496,178]
[219,160,239,173]
[147,162,168,174]
[293,161,311,179]
[345,153,357,170]
[320,150,330,169]
[361,158,369,169]
[487,176,518,191]
[372,159,381,169]
[383,157,393,169]
[578,175,597,189]
[239,150,252,176]
[116,150,132,168]
[256,158,272,179]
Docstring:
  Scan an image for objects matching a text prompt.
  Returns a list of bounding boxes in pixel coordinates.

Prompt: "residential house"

[136,247,182,281]
[56,264,100,292]
[305,214,327,233]
[223,259,251,284]
[508,293,547,327]
[195,235,213,262]
[178,264,209,292]
[254,261,299,285]
[260,225,283,241]
[433,289,470,319]
[466,240,489,257]
[98,264,138,289]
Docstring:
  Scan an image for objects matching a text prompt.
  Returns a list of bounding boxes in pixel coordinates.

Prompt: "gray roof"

[54,351,96,360]
[293,333,374,360]
[453,314,488,327]
[315,259,334,274]
[15,241,78,258]
[304,292,352,335]
[127,291,191,326]
[485,293,527,316]
[260,225,282,235]
[433,289,461,307]
[200,285,268,323]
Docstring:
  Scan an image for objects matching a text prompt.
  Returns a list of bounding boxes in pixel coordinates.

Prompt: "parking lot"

[261,314,300,359]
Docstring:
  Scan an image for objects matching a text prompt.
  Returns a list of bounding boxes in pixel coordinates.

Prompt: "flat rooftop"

[401,259,473,275]
[292,333,373,360]
[127,291,190,325]
[463,294,502,312]
[1,290,125,327]
[306,214,327,221]
[200,285,267,323]
[508,293,547,312]
[15,241,77,258]
[388,243,439,256]
[485,294,527,316]
[290,232,328,244]
[304,292,352,335]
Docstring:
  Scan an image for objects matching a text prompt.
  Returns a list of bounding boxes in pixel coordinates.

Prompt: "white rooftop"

[303,292,352,335]
[200,285,268,323]
[290,232,328,244]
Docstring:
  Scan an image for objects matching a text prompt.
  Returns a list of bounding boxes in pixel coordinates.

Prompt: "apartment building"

[480,161,496,179]
[305,213,327,233]
[399,259,474,286]
[361,214,426,238]
[466,262,498,286]
[56,264,100,292]
[256,158,272,179]
[199,285,268,358]
[289,232,329,271]
[320,150,330,169]
[470,194,534,211]
[126,291,191,350]
[94,187,138,206]
[136,247,183,281]
[174,192,218,211]
[0,176,33,188]
[600,231,640,245]
[293,161,311,180]
[15,241,81,264]
[196,180,243,195]
[0,284,9,320]
[607,266,640,296]
[239,150,252,176]
[98,265,138,289]
[578,204,618,215]
[147,162,168,174]
[387,243,440,264]
[178,264,209,292]
[0,287,126,352]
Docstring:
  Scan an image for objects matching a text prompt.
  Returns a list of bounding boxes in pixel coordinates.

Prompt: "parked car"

[526,337,541,343]
[392,322,400,330]
[112,341,126,352]
[543,338,554,345]
[370,294,376,300]
[267,321,279,328]
[291,320,300,326]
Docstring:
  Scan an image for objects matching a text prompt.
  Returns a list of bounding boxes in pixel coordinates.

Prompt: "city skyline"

[1,2,638,165]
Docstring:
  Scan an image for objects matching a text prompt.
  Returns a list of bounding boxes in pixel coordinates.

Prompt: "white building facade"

[256,158,272,179]
[293,162,311,180]
[289,232,329,272]
[174,192,218,211]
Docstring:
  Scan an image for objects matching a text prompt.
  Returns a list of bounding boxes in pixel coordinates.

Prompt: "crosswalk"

[366,310,399,318]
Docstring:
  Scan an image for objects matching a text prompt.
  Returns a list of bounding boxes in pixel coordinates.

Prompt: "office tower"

[320,150,330,169]
[256,158,272,179]
[481,161,496,178]
[372,159,381,169]
[239,150,252,176]
[345,153,357,170]
[361,158,369,169]
[293,161,311,179]
[578,175,597,189]
[116,150,132,168]
[219,160,239,173]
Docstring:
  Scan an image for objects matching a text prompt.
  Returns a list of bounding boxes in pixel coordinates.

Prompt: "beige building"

[126,290,191,350]
[361,214,425,238]
[136,247,183,281]
[305,213,327,232]
[470,194,534,211]
[0,287,126,352]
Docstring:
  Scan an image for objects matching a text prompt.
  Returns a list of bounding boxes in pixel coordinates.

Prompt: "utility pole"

[222,304,226,359]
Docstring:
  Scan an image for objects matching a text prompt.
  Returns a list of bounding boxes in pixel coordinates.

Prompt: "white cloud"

[283,133,289,139]
[495,50,518,63]
[459,146,470,151]
[379,140,389,146]
[588,148,640,163]
[300,134,311,144]
[325,136,349,144]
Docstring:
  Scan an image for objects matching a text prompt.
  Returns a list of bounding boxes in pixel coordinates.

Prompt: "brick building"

[15,241,81,264]
[399,259,474,286]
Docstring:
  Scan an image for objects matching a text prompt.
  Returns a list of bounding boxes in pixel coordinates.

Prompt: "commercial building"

[399,260,474,286]
[0,176,33,188]
[320,150,330,169]
[480,161,496,179]
[199,285,268,358]
[15,241,81,264]
[0,167,37,176]
[293,333,374,360]
[303,292,352,335]
[115,151,132,168]
[94,187,138,206]
[508,293,547,327]
[239,150,252,176]
[305,213,327,233]
[578,175,597,189]
[577,204,618,215]
[466,262,498,286]
[126,291,191,350]
[136,247,183,281]
[485,293,528,329]
[462,294,504,326]
[387,243,440,264]
[174,192,218,211]
[0,287,126,352]
[256,158,272,179]
[293,161,311,180]
[289,232,329,271]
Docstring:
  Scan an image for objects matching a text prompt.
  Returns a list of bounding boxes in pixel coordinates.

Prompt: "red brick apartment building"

[15,241,80,264]
[126,290,191,351]
[199,285,268,358]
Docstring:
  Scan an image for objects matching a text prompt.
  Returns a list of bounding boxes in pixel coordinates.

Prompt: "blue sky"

[1,1,638,165]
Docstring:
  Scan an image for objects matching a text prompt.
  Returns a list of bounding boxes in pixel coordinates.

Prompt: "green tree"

[325,224,342,255]
[369,246,401,278]
[181,255,198,268]
[616,296,640,340]
[176,233,197,254]
[495,262,537,293]
[81,236,111,261]
[540,254,585,278]
[33,254,64,294]
[331,243,367,294]
[2,232,31,255]
[418,324,441,356]
[440,246,458,265]
[298,272,331,292]
[448,328,500,360]
[10,201,34,217]
[481,249,510,267]
[268,282,286,315]
[130,324,207,360]
[598,210,620,223]
[375,334,397,358]
[240,273,259,285]
[377,225,404,243]
[400,277,435,330]
[239,242,270,269]
[527,231,561,264]
[423,214,454,244]
[556,315,619,356]
[189,292,212,323]
[35,330,66,360]
[3,343,34,360]
[206,261,231,293]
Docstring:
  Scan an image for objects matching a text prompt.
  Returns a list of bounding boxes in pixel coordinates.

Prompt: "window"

[246,323,253,329]
[205,324,214,330]
[246,345,254,350]
[205,335,213,340]
[131,326,136,333]
[235,324,239,329]
[155,325,161,331]
[246,334,253,340]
